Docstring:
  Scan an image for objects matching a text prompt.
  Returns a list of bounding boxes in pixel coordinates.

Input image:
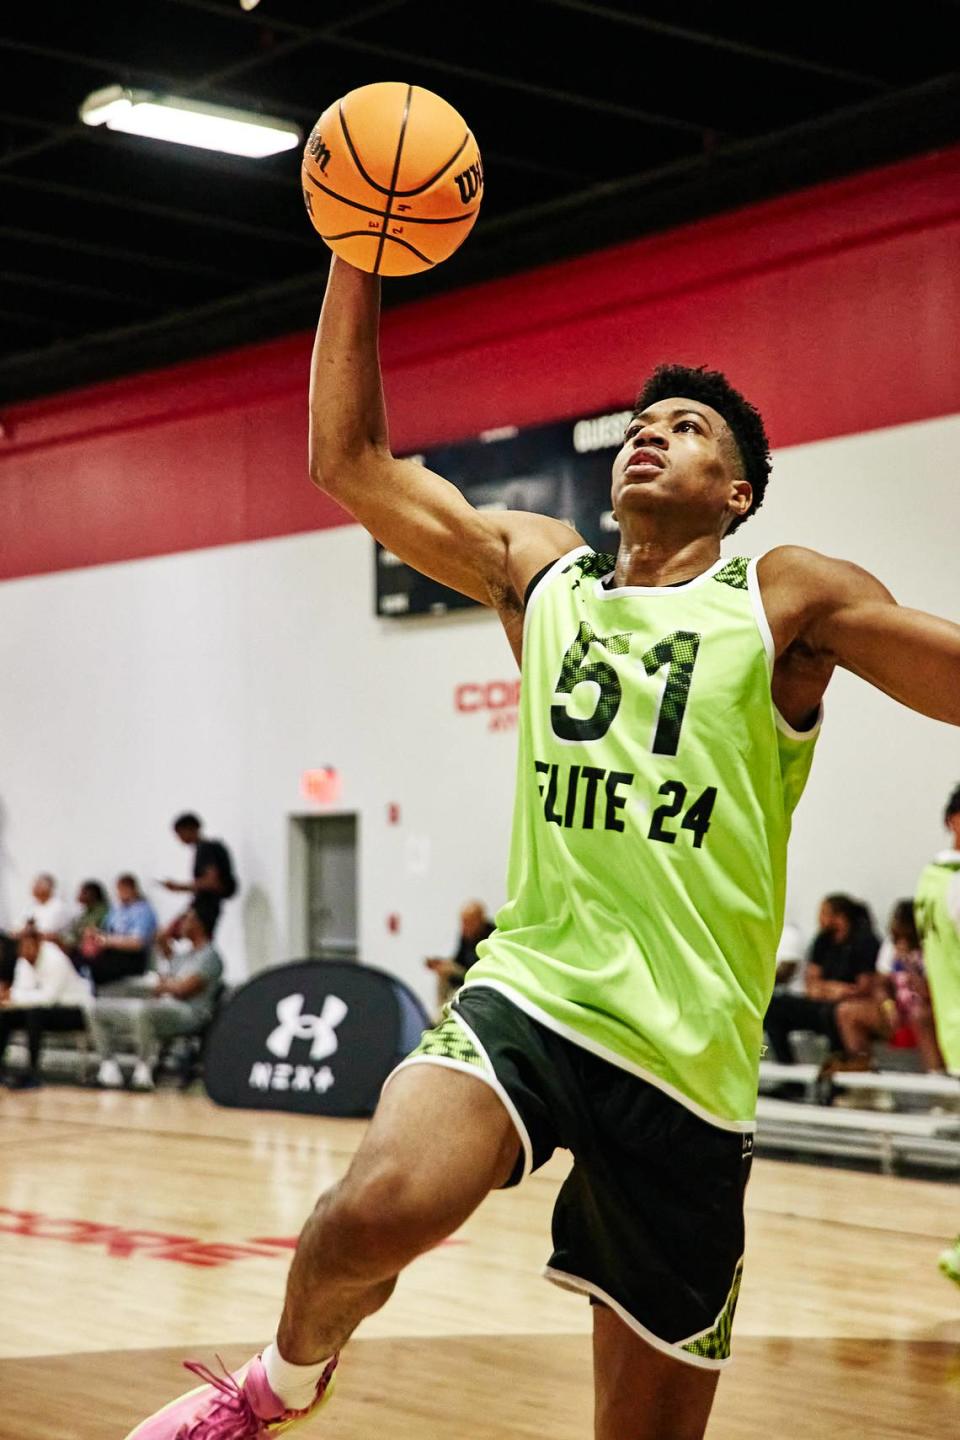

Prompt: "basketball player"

[128,257,960,1439]
[916,783,960,1286]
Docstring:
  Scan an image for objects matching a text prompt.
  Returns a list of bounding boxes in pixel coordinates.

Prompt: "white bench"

[830,1070,960,1099]
[5,1028,97,1083]
[755,1095,960,1173]
[757,1061,820,1099]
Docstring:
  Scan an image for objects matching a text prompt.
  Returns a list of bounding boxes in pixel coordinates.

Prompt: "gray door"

[303,815,358,961]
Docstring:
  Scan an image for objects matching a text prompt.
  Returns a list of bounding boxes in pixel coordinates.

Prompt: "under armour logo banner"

[266,993,349,1062]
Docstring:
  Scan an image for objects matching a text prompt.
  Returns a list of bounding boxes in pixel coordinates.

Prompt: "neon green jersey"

[915,851,960,1073]
[465,547,820,1129]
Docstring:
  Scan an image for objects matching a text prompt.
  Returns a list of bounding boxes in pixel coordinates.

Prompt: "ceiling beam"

[0,223,255,282]
[178,0,412,94]
[0,269,163,310]
[0,261,327,377]
[0,172,317,249]
[0,306,84,335]
[476,69,960,238]
[538,0,889,89]
[270,30,714,135]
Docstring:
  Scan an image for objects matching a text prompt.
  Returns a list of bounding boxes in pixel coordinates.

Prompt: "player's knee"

[323,1163,440,1270]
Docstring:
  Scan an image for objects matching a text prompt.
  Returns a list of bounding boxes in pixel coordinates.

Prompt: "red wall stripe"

[2,145,959,581]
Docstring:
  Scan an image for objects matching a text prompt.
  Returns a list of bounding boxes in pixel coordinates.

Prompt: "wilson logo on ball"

[306,129,332,174]
[454,159,484,205]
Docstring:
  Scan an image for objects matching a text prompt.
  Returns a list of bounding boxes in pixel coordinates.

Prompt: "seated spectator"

[0,931,92,1089]
[83,874,158,990]
[157,812,237,957]
[834,900,943,1072]
[55,880,109,963]
[425,900,495,1014]
[0,873,75,986]
[764,893,880,1064]
[89,894,224,1091]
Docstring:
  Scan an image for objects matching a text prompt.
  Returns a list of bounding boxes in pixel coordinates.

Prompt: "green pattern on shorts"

[408,1011,488,1072]
[682,1259,743,1361]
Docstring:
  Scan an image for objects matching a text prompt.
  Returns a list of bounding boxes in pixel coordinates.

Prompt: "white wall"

[0,410,956,999]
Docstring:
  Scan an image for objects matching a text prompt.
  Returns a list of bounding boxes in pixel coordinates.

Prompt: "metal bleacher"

[756,1055,960,1174]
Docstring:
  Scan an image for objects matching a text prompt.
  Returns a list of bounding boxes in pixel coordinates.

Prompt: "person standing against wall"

[158,812,236,955]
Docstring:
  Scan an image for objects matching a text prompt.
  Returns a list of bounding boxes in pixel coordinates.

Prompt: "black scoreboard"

[375,405,632,617]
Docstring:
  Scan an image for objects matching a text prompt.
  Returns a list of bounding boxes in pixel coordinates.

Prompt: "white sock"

[262,1340,334,1411]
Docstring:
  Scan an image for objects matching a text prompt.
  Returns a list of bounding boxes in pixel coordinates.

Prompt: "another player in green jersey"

[130,260,960,1440]
[916,784,960,1288]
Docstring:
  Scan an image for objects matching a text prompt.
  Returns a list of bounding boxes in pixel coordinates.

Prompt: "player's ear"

[730,479,752,519]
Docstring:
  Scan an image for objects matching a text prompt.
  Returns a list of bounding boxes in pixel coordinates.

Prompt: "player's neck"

[612,532,722,589]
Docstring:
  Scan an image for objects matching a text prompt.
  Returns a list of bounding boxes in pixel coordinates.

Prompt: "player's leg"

[834,996,882,1063]
[87,997,134,1086]
[912,990,946,1072]
[24,1005,88,1086]
[763,992,819,1062]
[593,1304,719,1440]
[0,1009,25,1083]
[15,1007,46,1086]
[542,1044,747,1440]
[126,997,198,1089]
[276,1059,520,1363]
[124,1059,521,1438]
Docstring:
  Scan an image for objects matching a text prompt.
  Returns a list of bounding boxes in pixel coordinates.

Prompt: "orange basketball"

[301,82,483,277]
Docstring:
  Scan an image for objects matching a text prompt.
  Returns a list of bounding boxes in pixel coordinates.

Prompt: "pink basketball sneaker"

[124,1353,338,1438]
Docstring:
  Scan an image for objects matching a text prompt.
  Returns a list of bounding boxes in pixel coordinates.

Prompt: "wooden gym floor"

[2,1086,959,1439]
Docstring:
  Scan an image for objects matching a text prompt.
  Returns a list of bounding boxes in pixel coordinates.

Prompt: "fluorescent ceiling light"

[79,85,300,158]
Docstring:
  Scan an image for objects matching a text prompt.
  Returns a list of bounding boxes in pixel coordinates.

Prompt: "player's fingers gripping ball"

[301,81,483,276]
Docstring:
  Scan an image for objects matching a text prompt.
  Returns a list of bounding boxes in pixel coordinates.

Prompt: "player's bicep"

[764,546,896,659]
[324,452,510,604]
[323,453,583,608]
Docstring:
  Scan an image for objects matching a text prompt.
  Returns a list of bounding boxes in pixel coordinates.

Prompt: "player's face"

[610,396,749,533]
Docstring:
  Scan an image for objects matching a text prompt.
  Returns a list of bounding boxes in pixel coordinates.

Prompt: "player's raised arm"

[308,257,579,609]
[761,546,960,725]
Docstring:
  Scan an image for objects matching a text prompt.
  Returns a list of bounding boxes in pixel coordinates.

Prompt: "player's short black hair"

[174,811,202,832]
[944,784,960,822]
[633,364,772,534]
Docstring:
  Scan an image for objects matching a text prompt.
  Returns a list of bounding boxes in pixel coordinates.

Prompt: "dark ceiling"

[2,0,959,404]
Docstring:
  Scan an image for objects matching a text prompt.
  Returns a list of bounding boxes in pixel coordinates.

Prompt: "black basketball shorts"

[392,984,753,1370]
